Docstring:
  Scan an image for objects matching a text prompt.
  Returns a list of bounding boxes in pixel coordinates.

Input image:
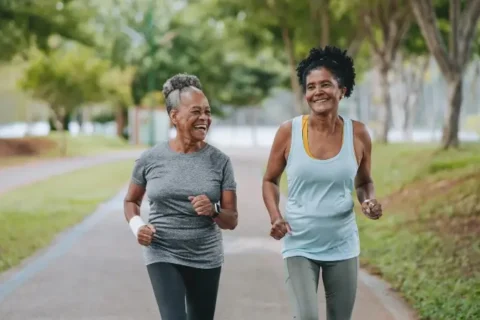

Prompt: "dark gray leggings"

[146,262,221,320]
[284,256,358,320]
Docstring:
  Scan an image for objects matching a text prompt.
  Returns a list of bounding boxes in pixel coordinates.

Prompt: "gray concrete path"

[0,149,144,194]
[0,148,416,320]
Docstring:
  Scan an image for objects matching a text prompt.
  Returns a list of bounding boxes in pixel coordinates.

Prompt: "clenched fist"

[137,224,156,246]
[361,199,383,220]
[270,217,291,240]
[188,195,214,216]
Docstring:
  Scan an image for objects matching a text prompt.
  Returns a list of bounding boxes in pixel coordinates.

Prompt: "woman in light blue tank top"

[262,46,383,320]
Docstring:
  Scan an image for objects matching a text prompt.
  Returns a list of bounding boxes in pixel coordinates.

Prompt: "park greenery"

[277,142,480,319]
[0,0,479,149]
[0,133,141,168]
[0,1,479,319]
[0,159,135,273]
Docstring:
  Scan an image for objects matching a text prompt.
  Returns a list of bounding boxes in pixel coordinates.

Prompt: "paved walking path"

[0,148,416,319]
[0,149,144,194]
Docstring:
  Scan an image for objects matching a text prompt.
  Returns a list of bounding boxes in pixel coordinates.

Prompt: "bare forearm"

[356,182,375,204]
[124,201,141,222]
[214,209,238,230]
[262,180,283,223]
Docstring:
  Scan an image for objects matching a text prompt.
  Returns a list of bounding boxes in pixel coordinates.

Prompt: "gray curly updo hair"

[162,73,203,114]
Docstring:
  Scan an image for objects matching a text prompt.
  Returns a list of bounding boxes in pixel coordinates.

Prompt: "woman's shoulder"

[136,142,169,163]
[204,143,231,162]
[276,118,295,135]
[351,120,372,143]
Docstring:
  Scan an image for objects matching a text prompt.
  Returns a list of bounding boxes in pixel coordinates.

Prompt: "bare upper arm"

[124,182,146,205]
[353,121,373,187]
[263,120,292,185]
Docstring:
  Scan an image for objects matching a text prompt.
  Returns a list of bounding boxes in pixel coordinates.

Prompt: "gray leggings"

[284,256,358,320]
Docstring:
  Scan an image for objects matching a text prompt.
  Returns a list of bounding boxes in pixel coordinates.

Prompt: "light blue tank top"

[282,115,360,261]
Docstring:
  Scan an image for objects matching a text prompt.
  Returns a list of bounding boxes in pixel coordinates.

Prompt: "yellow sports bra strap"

[302,115,314,158]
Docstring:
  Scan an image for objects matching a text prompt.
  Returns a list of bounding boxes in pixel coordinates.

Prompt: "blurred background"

[0,1,479,320]
[0,0,479,154]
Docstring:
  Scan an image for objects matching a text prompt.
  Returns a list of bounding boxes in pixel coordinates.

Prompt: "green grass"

[0,159,135,272]
[45,132,142,157]
[280,142,480,320]
[0,133,143,167]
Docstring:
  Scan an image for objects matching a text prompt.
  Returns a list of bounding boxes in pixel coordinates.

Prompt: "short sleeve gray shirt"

[131,141,236,269]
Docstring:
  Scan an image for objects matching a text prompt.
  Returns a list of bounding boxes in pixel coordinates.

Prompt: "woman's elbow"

[226,212,239,230]
[229,212,238,230]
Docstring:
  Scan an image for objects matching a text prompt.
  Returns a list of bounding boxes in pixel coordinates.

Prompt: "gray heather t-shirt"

[131,141,236,269]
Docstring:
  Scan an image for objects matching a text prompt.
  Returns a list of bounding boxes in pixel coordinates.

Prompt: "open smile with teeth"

[194,125,207,131]
[314,97,329,103]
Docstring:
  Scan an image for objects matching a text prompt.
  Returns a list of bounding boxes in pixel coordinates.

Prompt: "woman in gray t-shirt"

[124,73,238,320]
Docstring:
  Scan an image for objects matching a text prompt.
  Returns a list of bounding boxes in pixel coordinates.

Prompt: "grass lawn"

[45,133,138,157]
[0,159,135,273]
[0,133,143,168]
[279,142,480,320]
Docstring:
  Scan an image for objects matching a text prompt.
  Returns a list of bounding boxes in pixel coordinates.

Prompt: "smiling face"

[304,67,346,115]
[170,87,212,142]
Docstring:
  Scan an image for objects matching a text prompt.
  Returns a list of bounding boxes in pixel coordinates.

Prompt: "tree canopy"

[3,0,480,146]
[0,0,94,61]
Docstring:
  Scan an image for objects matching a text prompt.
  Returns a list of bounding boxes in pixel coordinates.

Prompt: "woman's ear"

[169,109,178,126]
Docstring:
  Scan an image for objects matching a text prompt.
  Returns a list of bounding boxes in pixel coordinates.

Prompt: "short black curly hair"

[296,45,356,98]
[162,73,203,114]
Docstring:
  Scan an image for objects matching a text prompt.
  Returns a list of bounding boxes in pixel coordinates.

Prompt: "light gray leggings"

[284,256,358,320]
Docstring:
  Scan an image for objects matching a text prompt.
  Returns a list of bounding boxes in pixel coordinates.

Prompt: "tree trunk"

[403,91,420,141]
[378,65,392,143]
[76,108,84,128]
[402,57,429,141]
[471,60,480,113]
[62,110,71,133]
[54,113,67,156]
[320,0,330,47]
[309,0,329,47]
[399,60,412,141]
[347,33,364,58]
[402,93,411,141]
[49,117,57,131]
[115,105,127,138]
[410,0,480,148]
[429,82,440,141]
[441,78,462,149]
[281,27,306,114]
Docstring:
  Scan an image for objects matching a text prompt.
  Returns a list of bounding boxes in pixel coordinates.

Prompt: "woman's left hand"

[189,195,214,216]
[361,199,383,220]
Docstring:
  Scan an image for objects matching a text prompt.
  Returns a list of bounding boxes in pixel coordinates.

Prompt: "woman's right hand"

[137,224,156,246]
[270,217,291,240]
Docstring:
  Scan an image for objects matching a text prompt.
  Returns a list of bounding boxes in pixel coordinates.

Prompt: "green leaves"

[18,47,110,114]
[111,0,285,113]
[218,64,280,106]
[100,66,136,109]
[0,0,95,61]
[9,0,479,128]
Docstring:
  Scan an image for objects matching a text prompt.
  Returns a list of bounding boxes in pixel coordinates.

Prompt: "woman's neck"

[308,111,340,134]
[170,135,205,153]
